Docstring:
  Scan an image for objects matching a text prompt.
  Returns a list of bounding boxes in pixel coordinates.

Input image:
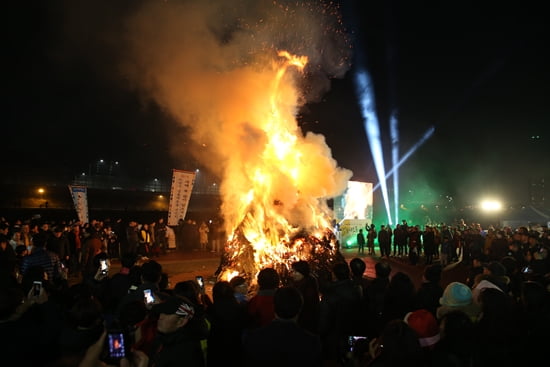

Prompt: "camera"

[143,289,155,305]
[196,276,205,290]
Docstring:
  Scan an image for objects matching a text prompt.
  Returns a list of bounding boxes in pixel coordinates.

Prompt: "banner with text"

[168,169,196,226]
[68,185,89,224]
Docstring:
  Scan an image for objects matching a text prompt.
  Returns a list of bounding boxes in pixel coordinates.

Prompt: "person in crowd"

[349,257,371,334]
[139,223,152,258]
[74,329,149,367]
[407,226,422,265]
[173,279,212,310]
[393,224,408,257]
[104,224,120,260]
[48,225,71,267]
[471,261,510,303]
[243,286,322,367]
[175,218,186,252]
[422,225,436,265]
[117,260,168,317]
[437,282,480,322]
[465,255,485,288]
[517,280,550,366]
[173,278,211,355]
[365,261,392,338]
[20,231,64,282]
[9,230,24,250]
[126,220,140,257]
[103,253,137,316]
[415,264,444,317]
[148,221,159,258]
[147,295,206,366]
[247,267,280,329]
[81,231,105,282]
[319,261,363,364]
[404,309,441,364]
[378,225,391,258]
[356,228,366,255]
[205,281,248,367]
[0,273,62,366]
[155,218,168,256]
[289,260,320,334]
[349,257,371,296]
[229,275,249,304]
[361,319,424,367]
[0,234,17,277]
[67,223,83,276]
[431,310,477,367]
[56,285,106,364]
[198,221,210,252]
[382,271,416,325]
[366,224,377,256]
[20,223,33,249]
[165,224,177,252]
[474,287,522,367]
[210,218,225,254]
[489,230,510,261]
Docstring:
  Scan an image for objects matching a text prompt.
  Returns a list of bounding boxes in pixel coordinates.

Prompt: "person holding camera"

[147,295,207,367]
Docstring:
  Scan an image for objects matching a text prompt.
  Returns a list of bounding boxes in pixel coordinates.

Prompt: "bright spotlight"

[355,69,392,225]
[480,200,502,212]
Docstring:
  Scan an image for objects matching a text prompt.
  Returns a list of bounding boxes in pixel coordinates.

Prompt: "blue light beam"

[390,111,399,226]
[372,126,435,193]
[355,70,392,225]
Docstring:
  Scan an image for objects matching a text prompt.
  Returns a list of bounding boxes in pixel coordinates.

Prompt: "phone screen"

[348,336,368,352]
[33,281,42,296]
[196,276,204,289]
[144,289,155,304]
[107,332,126,359]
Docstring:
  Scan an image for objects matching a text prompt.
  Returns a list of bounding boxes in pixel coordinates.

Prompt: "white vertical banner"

[68,185,89,224]
[168,169,196,226]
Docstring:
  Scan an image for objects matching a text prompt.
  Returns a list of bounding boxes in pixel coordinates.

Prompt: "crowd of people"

[1,215,549,366]
[352,219,550,270]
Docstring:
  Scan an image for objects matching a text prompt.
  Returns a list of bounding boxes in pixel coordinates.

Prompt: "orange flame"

[218,51,340,282]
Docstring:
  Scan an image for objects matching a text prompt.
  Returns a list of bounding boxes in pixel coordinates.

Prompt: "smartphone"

[100,259,108,274]
[196,276,204,290]
[348,336,368,352]
[143,289,155,305]
[104,330,127,362]
[32,281,42,297]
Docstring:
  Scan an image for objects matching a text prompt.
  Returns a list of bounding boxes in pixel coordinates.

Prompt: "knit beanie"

[404,309,441,348]
[440,282,472,307]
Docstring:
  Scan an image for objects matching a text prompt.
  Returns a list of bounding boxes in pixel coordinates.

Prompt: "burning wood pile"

[217,216,345,285]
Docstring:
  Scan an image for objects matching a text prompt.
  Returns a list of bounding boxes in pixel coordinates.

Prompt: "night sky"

[6,0,549,207]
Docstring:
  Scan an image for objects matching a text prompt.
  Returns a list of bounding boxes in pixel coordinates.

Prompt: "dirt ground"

[105,246,468,297]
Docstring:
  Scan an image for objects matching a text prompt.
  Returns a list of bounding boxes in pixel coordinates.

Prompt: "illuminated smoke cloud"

[120,0,353,229]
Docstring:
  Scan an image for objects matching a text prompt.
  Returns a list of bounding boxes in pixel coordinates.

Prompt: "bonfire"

[216,51,349,284]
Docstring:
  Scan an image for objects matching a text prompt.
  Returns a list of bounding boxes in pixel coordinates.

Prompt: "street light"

[480,199,502,212]
[37,187,46,208]
[480,199,503,228]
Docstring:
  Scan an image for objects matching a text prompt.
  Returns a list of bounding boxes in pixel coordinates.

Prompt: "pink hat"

[404,309,441,348]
